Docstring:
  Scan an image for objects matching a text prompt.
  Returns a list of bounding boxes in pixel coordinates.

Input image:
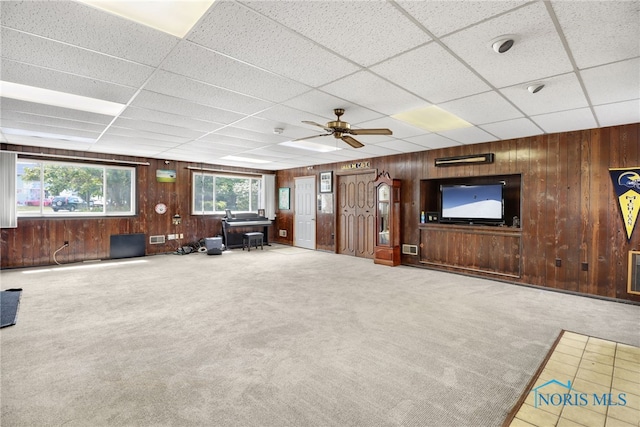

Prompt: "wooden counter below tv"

[418,223,522,278]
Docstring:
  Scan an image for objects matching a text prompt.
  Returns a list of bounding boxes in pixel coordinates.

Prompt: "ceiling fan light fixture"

[491,36,516,53]
[296,109,392,149]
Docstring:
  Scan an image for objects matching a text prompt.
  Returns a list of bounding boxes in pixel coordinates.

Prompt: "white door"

[294,176,316,250]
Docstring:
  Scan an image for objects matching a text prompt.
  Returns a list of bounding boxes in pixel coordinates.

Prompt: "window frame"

[16,158,136,218]
[191,171,262,215]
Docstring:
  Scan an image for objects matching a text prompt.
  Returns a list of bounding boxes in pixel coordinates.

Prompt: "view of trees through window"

[193,173,261,214]
[17,160,135,216]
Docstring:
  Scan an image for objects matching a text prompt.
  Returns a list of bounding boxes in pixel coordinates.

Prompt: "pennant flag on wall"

[610,168,640,241]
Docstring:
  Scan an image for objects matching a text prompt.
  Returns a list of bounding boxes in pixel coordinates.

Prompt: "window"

[192,172,261,214]
[17,160,136,216]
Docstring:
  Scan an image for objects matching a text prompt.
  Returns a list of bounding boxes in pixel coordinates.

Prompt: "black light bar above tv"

[434,153,494,167]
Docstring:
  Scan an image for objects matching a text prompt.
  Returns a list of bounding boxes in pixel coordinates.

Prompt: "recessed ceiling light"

[77,0,215,38]
[279,140,342,153]
[0,81,125,116]
[220,155,271,164]
[392,106,473,132]
[491,35,516,53]
[527,84,545,94]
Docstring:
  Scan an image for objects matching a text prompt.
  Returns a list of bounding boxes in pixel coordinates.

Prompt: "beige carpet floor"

[1,245,639,426]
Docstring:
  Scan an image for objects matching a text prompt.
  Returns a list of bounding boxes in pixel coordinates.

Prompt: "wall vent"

[149,235,166,245]
[402,244,418,255]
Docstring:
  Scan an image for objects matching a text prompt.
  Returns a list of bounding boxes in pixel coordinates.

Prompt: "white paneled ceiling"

[1,0,638,170]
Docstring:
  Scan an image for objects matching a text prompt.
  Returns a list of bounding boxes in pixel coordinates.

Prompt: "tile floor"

[508,331,640,427]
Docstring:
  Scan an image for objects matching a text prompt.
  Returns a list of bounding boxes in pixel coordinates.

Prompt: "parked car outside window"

[51,196,87,212]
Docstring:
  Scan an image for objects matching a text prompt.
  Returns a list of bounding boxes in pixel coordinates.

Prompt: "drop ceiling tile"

[97,135,181,150]
[162,41,310,103]
[120,107,225,133]
[1,60,136,105]
[593,100,640,128]
[0,98,114,124]
[405,133,460,149]
[531,108,597,134]
[2,134,93,151]
[188,1,359,87]
[439,91,523,125]
[90,144,165,157]
[397,1,525,37]
[283,91,384,125]
[242,1,428,67]
[0,111,106,133]
[111,117,206,140]
[0,119,100,140]
[256,105,332,130]
[103,127,190,144]
[197,135,269,151]
[442,2,573,87]
[550,1,640,69]
[373,139,425,153]
[354,144,405,157]
[1,28,154,87]
[228,116,302,138]
[581,59,640,106]
[245,146,306,159]
[168,140,238,155]
[144,70,273,115]
[371,43,491,104]
[130,91,246,125]
[360,117,428,139]
[210,126,288,145]
[479,118,543,140]
[0,1,179,66]
[500,72,588,116]
[321,71,426,116]
[437,126,498,145]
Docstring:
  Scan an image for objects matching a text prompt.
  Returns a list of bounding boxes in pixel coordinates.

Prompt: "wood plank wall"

[2,123,639,301]
[277,124,640,302]
[0,145,271,266]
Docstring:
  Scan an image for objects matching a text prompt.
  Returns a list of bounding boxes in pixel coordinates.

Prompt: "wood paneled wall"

[277,124,640,302]
[0,145,271,266]
[3,123,639,301]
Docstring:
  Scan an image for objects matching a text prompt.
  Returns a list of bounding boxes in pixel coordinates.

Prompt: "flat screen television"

[440,183,504,225]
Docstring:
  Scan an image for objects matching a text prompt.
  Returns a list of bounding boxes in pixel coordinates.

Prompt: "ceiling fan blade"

[292,133,331,142]
[350,128,393,136]
[302,120,332,132]
[341,135,364,149]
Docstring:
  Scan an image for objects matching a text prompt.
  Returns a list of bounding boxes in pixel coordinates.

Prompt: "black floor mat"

[1,288,22,328]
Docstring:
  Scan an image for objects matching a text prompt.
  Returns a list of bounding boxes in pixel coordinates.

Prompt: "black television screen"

[441,184,504,224]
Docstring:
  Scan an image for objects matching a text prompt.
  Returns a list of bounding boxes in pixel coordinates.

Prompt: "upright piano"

[222,210,273,249]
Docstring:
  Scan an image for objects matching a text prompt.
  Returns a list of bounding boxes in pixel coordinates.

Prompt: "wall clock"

[155,203,167,214]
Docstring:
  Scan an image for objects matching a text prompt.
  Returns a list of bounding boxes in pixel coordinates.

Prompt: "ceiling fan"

[296,108,393,148]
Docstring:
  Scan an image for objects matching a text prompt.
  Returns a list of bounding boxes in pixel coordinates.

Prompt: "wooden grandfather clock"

[374,171,401,266]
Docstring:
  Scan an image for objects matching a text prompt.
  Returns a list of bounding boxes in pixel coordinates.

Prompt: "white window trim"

[16,159,136,218]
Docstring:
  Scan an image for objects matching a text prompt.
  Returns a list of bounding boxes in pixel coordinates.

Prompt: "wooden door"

[338,172,375,258]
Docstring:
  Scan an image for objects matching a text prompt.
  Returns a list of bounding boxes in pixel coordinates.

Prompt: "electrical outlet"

[279,230,287,237]
[179,233,183,239]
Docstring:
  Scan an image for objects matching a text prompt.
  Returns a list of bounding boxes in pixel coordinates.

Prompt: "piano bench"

[242,232,263,252]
